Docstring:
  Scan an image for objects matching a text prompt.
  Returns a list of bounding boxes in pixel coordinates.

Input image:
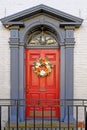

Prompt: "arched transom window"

[25,26,59,48]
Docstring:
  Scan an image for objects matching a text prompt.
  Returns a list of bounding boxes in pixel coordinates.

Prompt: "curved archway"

[24,25,59,48]
[21,21,64,46]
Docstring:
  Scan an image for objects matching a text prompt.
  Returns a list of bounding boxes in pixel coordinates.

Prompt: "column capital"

[9,26,20,47]
[65,27,75,44]
[9,25,20,30]
[64,26,75,30]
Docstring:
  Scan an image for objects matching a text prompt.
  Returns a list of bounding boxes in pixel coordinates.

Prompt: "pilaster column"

[9,26,20,122]
[64,26,75,122]
[60,42,65,121]
[18,42,25,121]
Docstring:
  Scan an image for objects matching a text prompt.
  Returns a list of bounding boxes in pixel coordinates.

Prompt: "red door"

[25,49,60,118]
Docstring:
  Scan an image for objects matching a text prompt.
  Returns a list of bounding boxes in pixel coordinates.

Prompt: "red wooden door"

[25,49,60,118]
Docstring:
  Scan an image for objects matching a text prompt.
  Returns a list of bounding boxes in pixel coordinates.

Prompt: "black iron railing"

[0,99,86,130]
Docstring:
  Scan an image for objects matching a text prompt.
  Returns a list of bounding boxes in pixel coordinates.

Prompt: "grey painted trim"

[10,47,19,121]
[6,6,82,122]
[65,47,74,100]
[21,20,64,44]
[10,26,75,122]
[0,4,83,24]
[63,28,75,122]
[2,22,24,28]
[9,27,20,43]
[65,38,75,43]
[60,22,82,28]
[64,47,75,122]
[65,28,75,43]
[10,28,20,121]
[60,45,65,121]
[18,46,25,121]
[25,46,60,49]
[10,47,19,99]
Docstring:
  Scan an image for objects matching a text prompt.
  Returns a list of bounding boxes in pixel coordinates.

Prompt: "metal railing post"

[16,100,19,130]
[85,111,87,130]
[0,99,87,129]
[0,106,1,130]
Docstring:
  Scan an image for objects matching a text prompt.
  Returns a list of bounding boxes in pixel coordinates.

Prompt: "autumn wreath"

[33,57,53,77]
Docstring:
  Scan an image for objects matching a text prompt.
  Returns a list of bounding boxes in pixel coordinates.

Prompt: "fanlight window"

[26,30,58,48]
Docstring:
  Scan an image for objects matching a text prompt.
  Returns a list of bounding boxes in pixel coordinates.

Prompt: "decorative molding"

[39,16,45,24]
[65,26,75,45]
[64,26,75,30]
[66,30,74,38]
[9,26,20,47]
[0,5,83,29]
[60,22,82,28]
[59,42,65,46]
[2,22,24,28]
[1,4,83,122]
[65,38,75,46]
[21,21,64,45]
[9,26,20,30]
[26,46,60,49]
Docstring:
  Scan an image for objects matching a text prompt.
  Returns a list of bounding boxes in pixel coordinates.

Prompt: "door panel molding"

[25,49,60,118]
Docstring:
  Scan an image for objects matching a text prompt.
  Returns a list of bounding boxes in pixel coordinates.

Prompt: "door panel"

[25,49,60,118]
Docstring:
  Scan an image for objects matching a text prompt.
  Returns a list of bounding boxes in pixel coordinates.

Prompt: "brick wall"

[0,22,10,99]
[0,0,87,100]
[74,19,87,99]
[0,0,87,125]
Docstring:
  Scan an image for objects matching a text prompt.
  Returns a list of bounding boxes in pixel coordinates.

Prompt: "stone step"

[4,121,85,130]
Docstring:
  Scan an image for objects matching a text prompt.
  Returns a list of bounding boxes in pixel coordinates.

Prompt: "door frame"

[1,4,83,122]
[9,21,75,122]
